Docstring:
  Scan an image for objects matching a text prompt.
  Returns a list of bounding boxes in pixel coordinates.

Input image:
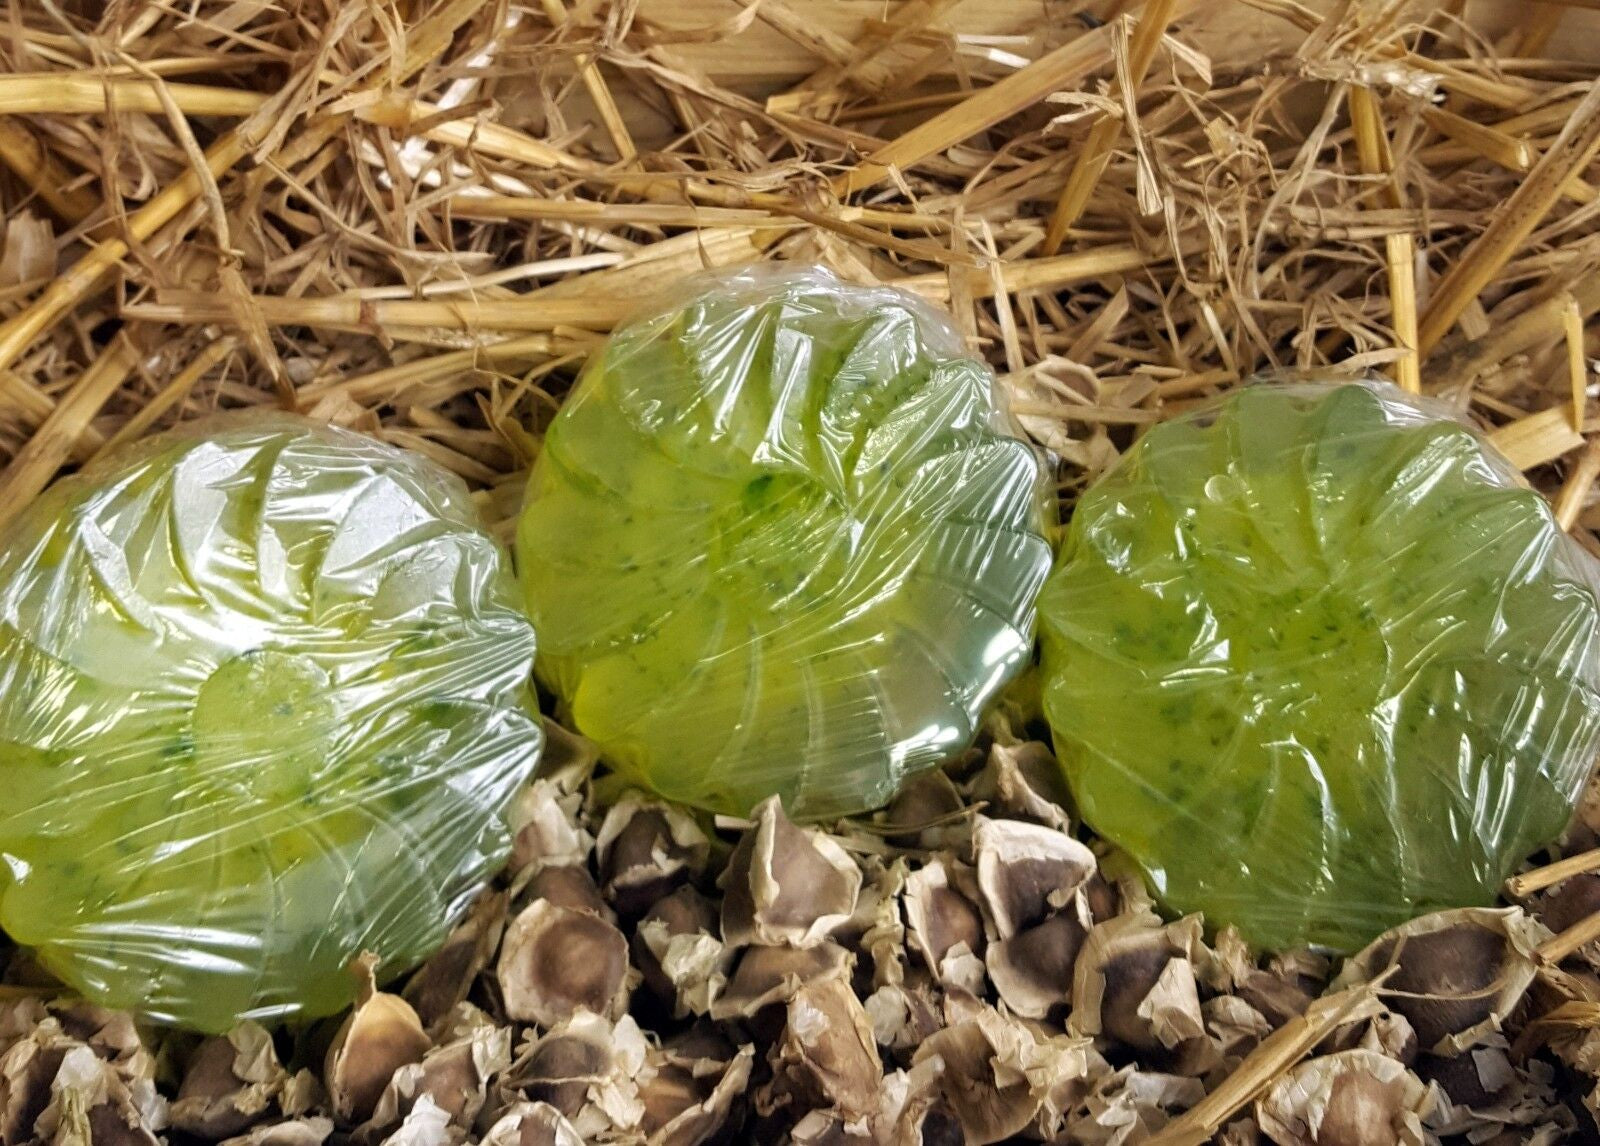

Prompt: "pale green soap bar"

[0,417,542,1031]
[1041,383,1600,951]
[518,267,1053,819]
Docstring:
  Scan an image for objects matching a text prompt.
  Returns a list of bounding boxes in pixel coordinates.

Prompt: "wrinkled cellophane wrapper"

[1041,381,1600,952]
[518,264,1053,819]
[0,416,543,1031]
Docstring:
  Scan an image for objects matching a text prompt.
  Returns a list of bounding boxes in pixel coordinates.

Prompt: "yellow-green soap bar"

[518,266,1053,819]
[1041,382,1600,951]
[0,416,542,1030]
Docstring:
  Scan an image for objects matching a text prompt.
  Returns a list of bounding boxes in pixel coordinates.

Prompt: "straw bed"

[5,0,1600,1142]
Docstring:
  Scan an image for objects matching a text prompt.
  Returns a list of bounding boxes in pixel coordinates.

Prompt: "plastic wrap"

[0,416,543,1031]
[1040,381,1600,952]
[517,265,1053,819]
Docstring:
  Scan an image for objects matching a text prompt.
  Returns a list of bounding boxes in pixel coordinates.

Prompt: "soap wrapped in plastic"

[0,416,543,1031]
[1040,381,1600,952]
[518,265,1053,819]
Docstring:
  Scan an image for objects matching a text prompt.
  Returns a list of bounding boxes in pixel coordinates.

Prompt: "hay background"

[5,0,1600,547]
[5,0,1600,1141]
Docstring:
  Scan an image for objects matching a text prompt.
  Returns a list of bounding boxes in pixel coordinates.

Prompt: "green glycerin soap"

[0,417,542,1030]
[518,266,1052,819]
[1040,382,1600,951]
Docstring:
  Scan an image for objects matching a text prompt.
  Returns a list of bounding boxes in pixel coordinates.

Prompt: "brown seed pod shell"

[709,941,852,1021]
[719,797,862,949]
[913,1005,1099,1145]
[1255,1049,1431,1146]
[504,1012,648,1139]
[882,770,967,847]
[637,1039,752,1146]
[903,860,986,993]
[218,1117,334,1146]
[480,1103,584,1146]
[507,780,593,878]
[1071,912,1205,1055]
[971,816,1095,940]
[171,1023,288,1138]
[966,741,1074,831]
[496,900,632,1028]
[366,1025,511,1132]
[768,977,882,1122]
[517,865,611,920]
[32,1043,164,1146]
[324,972,433,1126]
[595,796,711,918]
[987,909,1091,1021]
[1332,908,1546,1054]
[0,1019,89,1146]
[863,970,947,1053]
[1068,1066,1205,1144]
[402,893,508,1035]
[631,885,722,1008]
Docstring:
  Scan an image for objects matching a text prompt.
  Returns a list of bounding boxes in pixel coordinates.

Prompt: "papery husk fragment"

[1255,1049,1430,1146]
[720,797,862,949]
[1331,908,1547,1055]
[496,900,632,1028]
[324,965,432,1127]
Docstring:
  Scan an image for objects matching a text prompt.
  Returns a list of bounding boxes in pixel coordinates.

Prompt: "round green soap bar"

[0,416,542,1030]
[1040,382,1600,951]
[518,266,1052,819]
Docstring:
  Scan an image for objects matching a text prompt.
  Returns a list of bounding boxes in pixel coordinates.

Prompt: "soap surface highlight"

[1040,382,1600,951]
[0,416,542,1030]
[518,266,1052,819]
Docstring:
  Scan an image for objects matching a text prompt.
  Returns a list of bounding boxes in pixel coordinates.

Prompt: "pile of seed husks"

[5,713,1600,1146]
[7,0,1600,1141]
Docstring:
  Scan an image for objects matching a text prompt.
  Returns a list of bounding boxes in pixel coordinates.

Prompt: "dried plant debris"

[496,899,632,1029]
[720,797,862,949]
[1331,908,1547,1055]
[8,0,1600,1141]
[1256,1050,1431,1146]
[2,741,1600,1143]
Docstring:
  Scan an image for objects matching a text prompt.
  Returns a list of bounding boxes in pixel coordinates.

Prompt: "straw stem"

[541,0,636,161]
[1148,980,1387,1146]
[1507,846,1600,898]
[91,336,237,460]
[124,293,635,333]
[1042,0,1180,255]
[0,333,142,532]
[0,119,97,223]
[1488,405,1586,470]
[1540,910,1600,965]
[1348,85,1420,393]
[1419,82,1600,355]
[832,17,1139,196]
